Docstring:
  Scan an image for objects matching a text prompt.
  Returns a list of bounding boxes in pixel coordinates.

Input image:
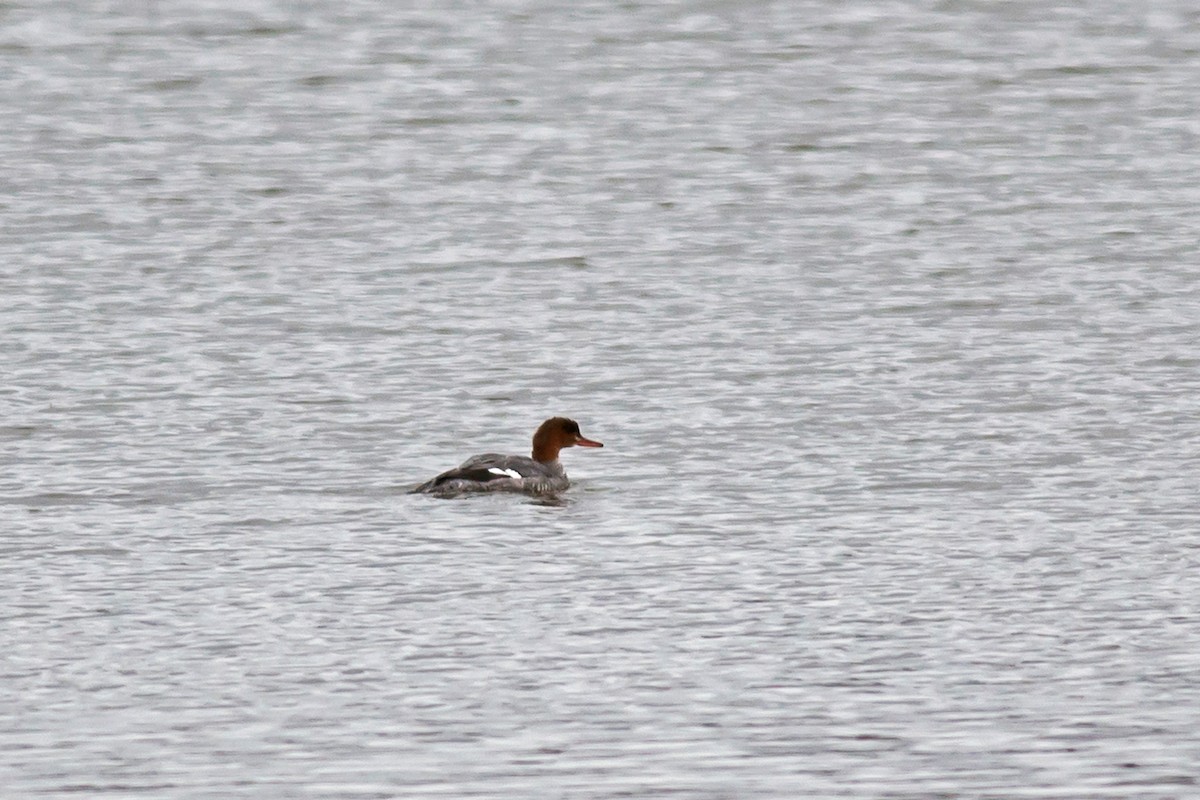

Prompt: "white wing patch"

[487,467,522,480]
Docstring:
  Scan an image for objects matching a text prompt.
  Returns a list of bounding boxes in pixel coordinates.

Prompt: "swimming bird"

[411,417,603,497]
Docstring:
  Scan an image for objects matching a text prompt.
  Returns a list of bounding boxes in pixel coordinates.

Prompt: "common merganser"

[411,417,604,497]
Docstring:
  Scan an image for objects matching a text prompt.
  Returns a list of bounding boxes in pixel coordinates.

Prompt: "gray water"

[4,1,1200,797]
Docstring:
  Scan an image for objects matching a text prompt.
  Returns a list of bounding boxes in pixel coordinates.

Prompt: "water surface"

[3,1,1200,797]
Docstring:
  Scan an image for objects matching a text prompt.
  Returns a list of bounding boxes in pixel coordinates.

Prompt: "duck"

[411,417,603,497]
